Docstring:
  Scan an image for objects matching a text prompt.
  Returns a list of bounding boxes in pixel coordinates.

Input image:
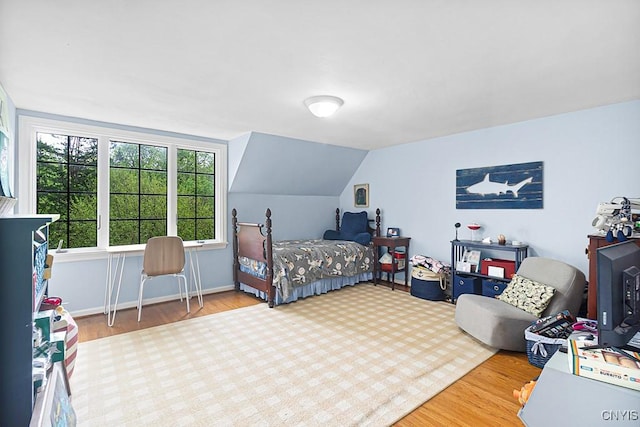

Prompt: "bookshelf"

[0,214,58,426]
[450,239,528,302]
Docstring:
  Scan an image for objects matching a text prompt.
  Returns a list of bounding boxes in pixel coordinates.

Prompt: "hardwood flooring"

[74,286,540,426]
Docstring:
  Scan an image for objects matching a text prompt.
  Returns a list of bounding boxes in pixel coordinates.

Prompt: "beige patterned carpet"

[71,283,496,426]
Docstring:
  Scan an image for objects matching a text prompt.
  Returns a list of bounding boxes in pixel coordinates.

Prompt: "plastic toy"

[592,197,639,242]
[513,379,537,406]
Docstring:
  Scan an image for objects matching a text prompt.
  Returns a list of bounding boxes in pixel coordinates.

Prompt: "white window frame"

[18,116,228,261]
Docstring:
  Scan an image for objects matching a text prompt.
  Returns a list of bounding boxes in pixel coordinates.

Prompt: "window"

[177,149,216,241]
[19,116,227,257]
[110,141,168,245]
[36,132,98,248]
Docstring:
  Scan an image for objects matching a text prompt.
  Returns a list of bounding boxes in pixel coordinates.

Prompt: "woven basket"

[524,324,566,368]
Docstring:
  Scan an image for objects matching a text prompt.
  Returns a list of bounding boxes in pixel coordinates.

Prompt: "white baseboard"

[69,285,236,318]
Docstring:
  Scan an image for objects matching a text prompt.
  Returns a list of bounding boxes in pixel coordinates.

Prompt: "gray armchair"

[454,257,586,352]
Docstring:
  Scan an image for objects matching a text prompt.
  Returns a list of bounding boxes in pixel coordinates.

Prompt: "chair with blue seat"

[137,236,190,321]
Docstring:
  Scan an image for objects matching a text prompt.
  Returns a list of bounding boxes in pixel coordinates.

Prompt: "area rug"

[70,283,496,426]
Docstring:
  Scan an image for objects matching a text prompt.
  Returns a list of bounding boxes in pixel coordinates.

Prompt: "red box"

[381,251,406,272]
[481,258,516,278]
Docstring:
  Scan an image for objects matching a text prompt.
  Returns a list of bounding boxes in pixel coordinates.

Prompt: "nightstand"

[372,236,411,290]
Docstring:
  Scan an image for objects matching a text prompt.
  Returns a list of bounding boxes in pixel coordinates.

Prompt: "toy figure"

[513,379,538,406]
[592,197,640,242]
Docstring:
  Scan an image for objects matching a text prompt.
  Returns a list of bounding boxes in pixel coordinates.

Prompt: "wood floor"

[75,286,541,427]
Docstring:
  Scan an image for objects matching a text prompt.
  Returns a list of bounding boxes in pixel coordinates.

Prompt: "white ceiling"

[1,1,639,150]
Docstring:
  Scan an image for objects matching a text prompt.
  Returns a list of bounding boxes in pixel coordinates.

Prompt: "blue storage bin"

[453,274,481,302]
[482,279,508,297]
[411,276,446,301]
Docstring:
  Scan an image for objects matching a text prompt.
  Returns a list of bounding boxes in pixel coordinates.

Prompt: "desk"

[372,236,411,290]
[518,351,640,426]
[104,241,204,326]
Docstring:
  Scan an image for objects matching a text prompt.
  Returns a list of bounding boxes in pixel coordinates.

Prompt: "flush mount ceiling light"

[304,95,344,118]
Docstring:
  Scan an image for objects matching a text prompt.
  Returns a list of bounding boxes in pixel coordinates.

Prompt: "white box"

[487,265,505,278]
[567,339,640,391]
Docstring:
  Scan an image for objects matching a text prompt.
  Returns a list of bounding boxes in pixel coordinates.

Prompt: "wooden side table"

[372,236,411,290]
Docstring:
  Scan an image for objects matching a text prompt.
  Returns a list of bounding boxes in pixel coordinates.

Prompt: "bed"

[232,208,381,307]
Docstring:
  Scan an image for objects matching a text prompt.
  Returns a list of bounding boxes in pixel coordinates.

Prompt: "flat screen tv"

[596,240,640,350]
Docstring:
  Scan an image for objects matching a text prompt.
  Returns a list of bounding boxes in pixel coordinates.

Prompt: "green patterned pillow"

[497,274,556,317]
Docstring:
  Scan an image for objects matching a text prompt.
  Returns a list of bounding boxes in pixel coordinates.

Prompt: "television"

[596,240,640,350]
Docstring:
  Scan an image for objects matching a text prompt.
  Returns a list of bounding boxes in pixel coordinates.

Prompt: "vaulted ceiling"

[1,1,638,150]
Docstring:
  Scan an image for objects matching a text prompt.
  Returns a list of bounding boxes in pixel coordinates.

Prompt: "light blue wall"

[228,132,251,189]
[229,131,368,195]
[47,243,235,316]
[8,98,640,316]
[230,193,339,241]
[340,101,640,280]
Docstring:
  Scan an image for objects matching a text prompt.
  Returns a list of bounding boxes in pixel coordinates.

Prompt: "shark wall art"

[456,161,543,209]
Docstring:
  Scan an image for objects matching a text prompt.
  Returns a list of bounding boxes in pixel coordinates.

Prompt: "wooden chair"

[137,236,189,321]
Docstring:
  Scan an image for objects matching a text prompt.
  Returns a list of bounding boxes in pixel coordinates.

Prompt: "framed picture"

[386,227,400,238]
[354,183,369,208]
[456,161,543,209]
[461,249,481,273]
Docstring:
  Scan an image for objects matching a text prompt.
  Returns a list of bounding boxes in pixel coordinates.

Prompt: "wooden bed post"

[232,208,240,291]
[265,208,275,308]
[335,208,341,231]
[375,208,381,237]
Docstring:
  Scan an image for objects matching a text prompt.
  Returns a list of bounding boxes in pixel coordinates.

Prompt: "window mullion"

[65,136,71,246]
[167,146,177,236]
[97,136,110,249]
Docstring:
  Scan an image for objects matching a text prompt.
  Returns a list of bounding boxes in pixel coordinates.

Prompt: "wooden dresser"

[586,234,640,319]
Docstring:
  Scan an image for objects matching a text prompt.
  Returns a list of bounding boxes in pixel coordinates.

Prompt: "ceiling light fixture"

[304,95,344,118]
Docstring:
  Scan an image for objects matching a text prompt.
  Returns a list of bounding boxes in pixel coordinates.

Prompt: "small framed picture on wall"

[354,183,369,208]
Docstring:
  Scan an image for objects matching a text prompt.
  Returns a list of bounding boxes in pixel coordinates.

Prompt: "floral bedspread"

[239,239,373,301]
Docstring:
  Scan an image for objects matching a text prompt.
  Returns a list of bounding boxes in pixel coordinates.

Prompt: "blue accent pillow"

[322,211,371,245]
[340,211,369,239]
[352,232,371,246]
[323,229,341,240]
